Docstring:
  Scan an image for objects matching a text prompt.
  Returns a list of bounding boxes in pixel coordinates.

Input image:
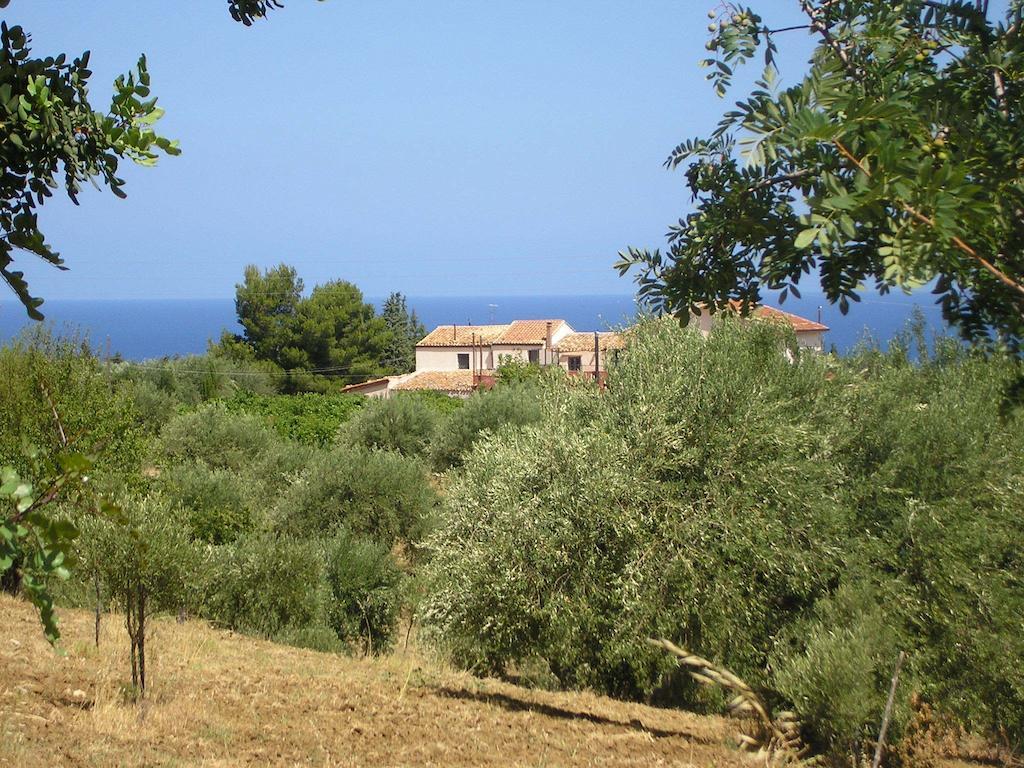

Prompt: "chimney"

[594,332,600,381]
[545,321,553,365]
[453,323,457,342]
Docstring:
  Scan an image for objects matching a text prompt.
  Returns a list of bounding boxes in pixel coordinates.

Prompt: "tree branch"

[833,140,1024,302]
[748,169,814,191]
[764,24,812,33]
[800,0,860,78]
[992,67,1009,117]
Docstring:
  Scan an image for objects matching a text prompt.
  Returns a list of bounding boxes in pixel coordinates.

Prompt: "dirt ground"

[1,594,747,767]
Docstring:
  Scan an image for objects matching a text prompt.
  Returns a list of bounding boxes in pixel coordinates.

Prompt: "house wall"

[492,345,543,365]
[355,380,392,398]
[795,330,825,351]
[550,324,574,346]
[691,308,826,352]
[556,349,619,374]
[415,346,495,372]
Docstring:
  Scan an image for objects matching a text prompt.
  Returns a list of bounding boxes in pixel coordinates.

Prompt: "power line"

[115,361,385,380]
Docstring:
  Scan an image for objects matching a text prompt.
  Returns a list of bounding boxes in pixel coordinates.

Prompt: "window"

[528,349,540,364]
[567,356,581,372]
[457,353,470,370]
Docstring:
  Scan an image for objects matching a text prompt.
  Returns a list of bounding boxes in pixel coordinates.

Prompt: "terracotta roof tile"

[394,370,480,393]
[554,332,627,353]
[417,324,509,347]
[493,320,568,344]
[712,301,829,332]
[748,305,829,332]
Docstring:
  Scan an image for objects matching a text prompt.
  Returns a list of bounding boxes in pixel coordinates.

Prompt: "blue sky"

[5,1,816,301]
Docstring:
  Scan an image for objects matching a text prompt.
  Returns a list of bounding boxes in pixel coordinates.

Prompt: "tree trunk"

[126,584,138,692]
[137,584,147,695]
[93,570,101,648]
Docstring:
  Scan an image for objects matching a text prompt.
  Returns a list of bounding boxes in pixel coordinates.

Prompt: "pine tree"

[380,292,424,374]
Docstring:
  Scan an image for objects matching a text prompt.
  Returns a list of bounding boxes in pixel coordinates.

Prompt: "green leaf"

[794,229,819,249]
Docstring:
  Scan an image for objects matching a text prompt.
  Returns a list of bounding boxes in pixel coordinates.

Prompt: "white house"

[342,305,828,397]
[692,302,829,352]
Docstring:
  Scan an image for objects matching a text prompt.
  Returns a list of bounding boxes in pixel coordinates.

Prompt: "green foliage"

[85,493,196,618]
[423,317,1024,754]
[225,390,365,446]
[153,404,315,544]
[0,22,178,317]
[430,383,544,470]
[772,585,907,756]
[617,0,1024,353]
[401,389,465,416]
[156,461,255,544]
[226,265,390,389]
[199,534,331,640]
[199,531,405,655]
[272,622,345,654]
[125,379,178,431]
[231,263,304,369]
[0,328,146,488]
[323,531,404,654]
[84,493,197,692]
[154,403,277,474]
[379,291,425,374]
[112,353,278,407]
[339,394,440,457]
[1,456,88,643]
[494,356,545,385]
[279,445,438,546]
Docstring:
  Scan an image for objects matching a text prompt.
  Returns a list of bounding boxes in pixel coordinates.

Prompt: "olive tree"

[86,495,197,696]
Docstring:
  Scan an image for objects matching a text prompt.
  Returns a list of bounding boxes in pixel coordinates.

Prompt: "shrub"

[339,394,440,457]
[225,391,365,446]
[323,531,404,654]
[401,390,464,416]
[156,461,256,544]
[199,534,330,639]
[82,493,199,692]
[425,320,843,695]
[430,383,544,470]
[0,327,146,488]
[126,379,178,431]
[272,623,346,654]
[278,446,437,546]
[771,584,907,757]
[154,404,277,473]
[112,353,278,405]
[422,316,1024,753]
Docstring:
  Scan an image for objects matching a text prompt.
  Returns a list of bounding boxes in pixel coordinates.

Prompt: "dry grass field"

[1,593,746,768]
[3,594,1012,768]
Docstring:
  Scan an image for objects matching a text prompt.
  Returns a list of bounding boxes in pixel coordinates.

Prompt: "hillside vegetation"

[3,316,1022,767]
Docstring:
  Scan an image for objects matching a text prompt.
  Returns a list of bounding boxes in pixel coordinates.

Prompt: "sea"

[0,292,949,362]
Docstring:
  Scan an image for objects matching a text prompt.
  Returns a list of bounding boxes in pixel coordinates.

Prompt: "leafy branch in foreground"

[0,22,179,318]
[617,0,1024,353]
[649,638,811,763]
[1,451,98,643]
[1,0,326,317]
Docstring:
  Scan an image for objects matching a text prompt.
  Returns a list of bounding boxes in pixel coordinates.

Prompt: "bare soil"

[1,594,744,767]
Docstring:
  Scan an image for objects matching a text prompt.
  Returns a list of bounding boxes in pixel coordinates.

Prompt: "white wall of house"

[556,349,622,373]
[550,324,574,346]
[795,331,825,351]
[558,351,597,373]
[493,345,543,365]
[690,308,826,352]
[415,346,495,372]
